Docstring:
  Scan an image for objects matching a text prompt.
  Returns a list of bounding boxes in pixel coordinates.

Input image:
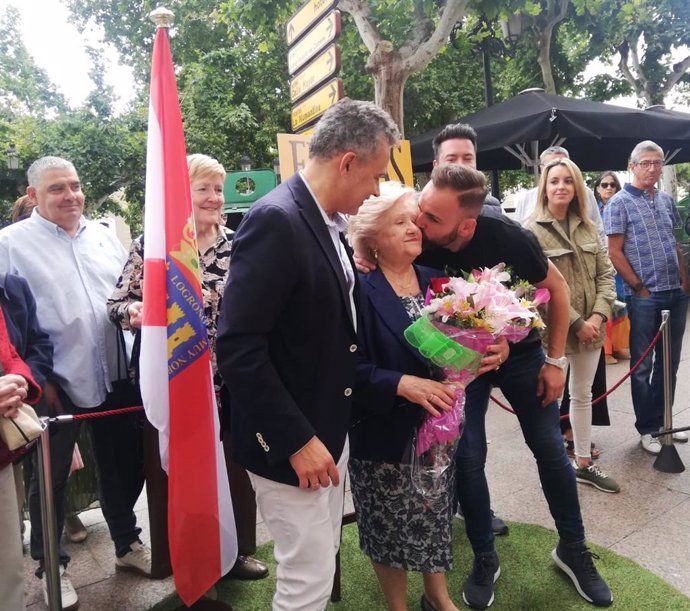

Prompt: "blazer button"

[343,388,352,397]
[349,344,357,352]
[255,432,270,452]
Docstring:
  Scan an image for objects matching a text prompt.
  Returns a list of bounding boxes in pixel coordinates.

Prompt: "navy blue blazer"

[217,173,358,486]
[0,273,53,388]
[352,264,442,463]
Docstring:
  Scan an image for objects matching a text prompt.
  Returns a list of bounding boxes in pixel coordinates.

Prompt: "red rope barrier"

[490,326,664,419]
[48,405,144,425]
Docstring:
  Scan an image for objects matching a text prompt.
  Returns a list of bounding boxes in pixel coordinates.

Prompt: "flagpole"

[144,7,237,607]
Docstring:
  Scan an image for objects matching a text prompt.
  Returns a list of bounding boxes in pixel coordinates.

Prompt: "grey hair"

[308,98,401,160]
[630,140,664,164]
[347,181,416,258]
[539,146,570,162]
[27,156,76,187]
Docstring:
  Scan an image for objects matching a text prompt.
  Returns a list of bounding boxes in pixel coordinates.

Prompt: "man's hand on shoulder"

[289,436,340,490]
[353,252,377,274]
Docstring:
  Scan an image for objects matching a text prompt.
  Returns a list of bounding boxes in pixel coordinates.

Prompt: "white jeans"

[567,350,601,460]
[0,465,25,610]
[248,438,349,611]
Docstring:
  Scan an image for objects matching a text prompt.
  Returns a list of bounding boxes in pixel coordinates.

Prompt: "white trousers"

[567,349,601,460]
[248,438,349,611]
[0,465,25,610]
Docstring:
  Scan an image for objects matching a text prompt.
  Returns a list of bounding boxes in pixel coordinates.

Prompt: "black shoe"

[456,507,509,537]
[462,552,500,609]
[490,510,509,536]
[420,593,438,611]
[552,542,612,607]
[225,555,269,580]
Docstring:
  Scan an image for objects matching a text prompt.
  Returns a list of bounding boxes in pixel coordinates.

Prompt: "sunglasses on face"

[599,182,617,189]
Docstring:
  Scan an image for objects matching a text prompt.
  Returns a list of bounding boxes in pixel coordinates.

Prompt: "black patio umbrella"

[411,89,690,172]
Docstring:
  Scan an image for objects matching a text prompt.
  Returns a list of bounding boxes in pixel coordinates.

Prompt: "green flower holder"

[404,317,479,370]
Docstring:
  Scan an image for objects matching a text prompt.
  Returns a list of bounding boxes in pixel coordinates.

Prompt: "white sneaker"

[116,541,152,576]
[42,565,79,610]
[672,431,688,443]
[640,434,662,455]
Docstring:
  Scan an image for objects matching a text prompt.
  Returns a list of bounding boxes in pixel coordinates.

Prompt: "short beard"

[422,223,461,250]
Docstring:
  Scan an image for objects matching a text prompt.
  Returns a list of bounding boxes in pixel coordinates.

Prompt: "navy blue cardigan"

[0,273,53,388]
[353,264,442,463]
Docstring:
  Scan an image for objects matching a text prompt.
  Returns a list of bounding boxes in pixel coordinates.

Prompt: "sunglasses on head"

[599,182,616,189]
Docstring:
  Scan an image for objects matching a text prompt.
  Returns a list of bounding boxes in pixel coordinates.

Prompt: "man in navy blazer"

[217,98,399,611]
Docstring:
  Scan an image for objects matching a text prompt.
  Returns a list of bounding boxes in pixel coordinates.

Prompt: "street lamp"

[451,15,522,198]
[239,154,251,172]
[5,144,19,171]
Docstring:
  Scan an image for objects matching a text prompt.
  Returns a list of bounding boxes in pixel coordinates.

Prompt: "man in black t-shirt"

[415,165,612,609]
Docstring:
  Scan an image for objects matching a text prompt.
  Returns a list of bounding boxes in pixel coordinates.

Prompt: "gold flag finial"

[149,7,174,28]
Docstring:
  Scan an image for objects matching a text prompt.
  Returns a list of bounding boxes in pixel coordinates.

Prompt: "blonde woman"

[107,154,268,581]
[524,159,619,493]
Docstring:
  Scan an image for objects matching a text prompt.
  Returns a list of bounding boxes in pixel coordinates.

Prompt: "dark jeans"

[29,388,145,573]
[625,289,689,435]
[455,344,585,555]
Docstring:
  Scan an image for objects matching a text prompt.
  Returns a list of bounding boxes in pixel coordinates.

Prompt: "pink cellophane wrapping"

[415,325,495,457]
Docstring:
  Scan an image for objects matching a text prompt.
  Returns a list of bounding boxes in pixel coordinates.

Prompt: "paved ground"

[22,314,690,610]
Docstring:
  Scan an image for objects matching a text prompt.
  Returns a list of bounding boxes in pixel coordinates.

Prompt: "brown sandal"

[565,439,600,460]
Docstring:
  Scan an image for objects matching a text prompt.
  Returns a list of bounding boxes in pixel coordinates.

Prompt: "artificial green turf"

[151,521,690,610]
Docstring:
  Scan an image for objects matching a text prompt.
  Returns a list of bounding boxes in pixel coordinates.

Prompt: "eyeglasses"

[635,160,664,169]
[599,182,617,189]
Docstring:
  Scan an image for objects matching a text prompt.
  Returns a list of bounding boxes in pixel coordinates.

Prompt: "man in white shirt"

[0,157,150,610]
[513,147,606,245]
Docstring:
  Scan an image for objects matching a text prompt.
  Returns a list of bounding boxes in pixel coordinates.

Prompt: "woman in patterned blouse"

[107,153,269,581]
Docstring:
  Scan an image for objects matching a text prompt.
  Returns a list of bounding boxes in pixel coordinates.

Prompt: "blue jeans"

[625,289,689,435]
[455,344,584,555]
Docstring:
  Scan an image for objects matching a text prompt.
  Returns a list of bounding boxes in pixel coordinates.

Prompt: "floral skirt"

[348,457,454,573]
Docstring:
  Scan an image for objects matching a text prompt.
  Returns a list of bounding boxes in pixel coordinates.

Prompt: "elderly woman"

[348,182,459,611]
[107,153,268,580]
[524,159,618,493]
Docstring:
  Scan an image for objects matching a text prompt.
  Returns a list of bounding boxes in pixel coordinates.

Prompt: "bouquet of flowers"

[404,263,549,496]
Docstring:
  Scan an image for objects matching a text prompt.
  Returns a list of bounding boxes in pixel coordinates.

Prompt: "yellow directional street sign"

[286,0,336,46]
[287,10,341,76]
[290,44,341,103]
[291,78,343,131]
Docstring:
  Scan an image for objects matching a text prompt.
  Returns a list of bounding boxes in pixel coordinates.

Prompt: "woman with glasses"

[525,159,620,493]
[594,172,631,366]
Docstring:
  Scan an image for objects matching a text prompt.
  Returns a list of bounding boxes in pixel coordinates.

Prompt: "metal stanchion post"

[37,417,63,609]
[654,310,685,473]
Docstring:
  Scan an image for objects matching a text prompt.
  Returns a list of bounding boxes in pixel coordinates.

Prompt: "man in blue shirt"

[0,156,150,610]
[603,141,689,454]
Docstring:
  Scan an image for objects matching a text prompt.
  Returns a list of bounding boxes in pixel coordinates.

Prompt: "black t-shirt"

[416,214,549,350]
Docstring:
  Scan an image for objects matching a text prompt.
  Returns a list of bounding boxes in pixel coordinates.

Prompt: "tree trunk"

[367,43,409,136]
[537,25,557,93]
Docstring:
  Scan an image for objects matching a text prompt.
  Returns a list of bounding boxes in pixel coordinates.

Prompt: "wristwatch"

[544,355,568,370]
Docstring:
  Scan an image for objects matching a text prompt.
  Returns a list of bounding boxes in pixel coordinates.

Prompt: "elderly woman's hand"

[0,374,29,419]
[128,301,144,329]
[396,374,456,417]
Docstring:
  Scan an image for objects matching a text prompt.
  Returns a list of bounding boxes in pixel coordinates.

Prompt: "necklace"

[382,266,419,296]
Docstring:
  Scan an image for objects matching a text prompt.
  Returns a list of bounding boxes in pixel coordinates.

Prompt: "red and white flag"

[140,24,236,606]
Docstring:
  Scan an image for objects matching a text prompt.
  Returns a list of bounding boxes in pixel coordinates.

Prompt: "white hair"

[347,181,416,258]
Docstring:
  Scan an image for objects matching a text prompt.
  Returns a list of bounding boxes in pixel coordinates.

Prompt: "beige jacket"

[524,209,616,355]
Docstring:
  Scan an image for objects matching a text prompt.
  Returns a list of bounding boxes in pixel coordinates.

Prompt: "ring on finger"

[428,394,435,402]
